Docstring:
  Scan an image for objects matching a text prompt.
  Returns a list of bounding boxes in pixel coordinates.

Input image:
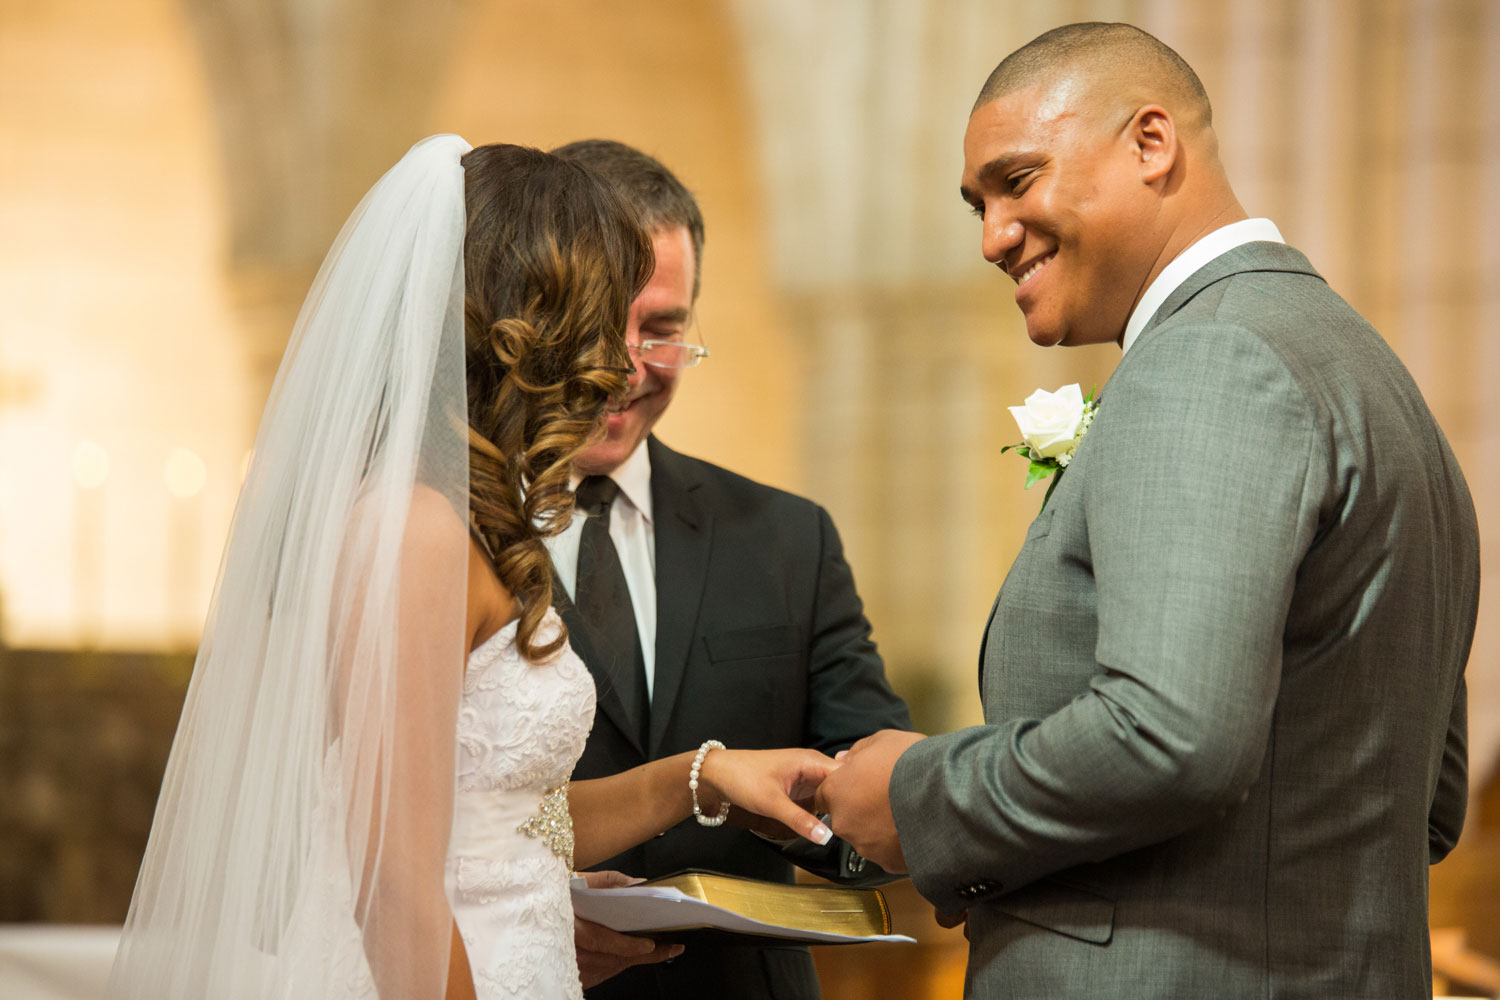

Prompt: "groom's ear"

[1130,105,1177,186]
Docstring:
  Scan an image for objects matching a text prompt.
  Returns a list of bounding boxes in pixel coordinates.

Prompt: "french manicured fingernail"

[624,877,646,886]
[812,823,833,845]
[835,750,849,761]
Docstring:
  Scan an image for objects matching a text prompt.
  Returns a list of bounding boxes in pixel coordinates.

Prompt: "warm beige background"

[6,0,1490,776]
[0,2,1497,972]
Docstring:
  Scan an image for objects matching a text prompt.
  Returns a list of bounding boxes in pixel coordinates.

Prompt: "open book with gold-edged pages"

[570,870,916,946]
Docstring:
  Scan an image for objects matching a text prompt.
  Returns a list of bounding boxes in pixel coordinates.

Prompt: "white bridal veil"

[108,134,473,998]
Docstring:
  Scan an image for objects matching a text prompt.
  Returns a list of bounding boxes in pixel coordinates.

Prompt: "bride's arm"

[569,747,838,871]
[338,488,478,998]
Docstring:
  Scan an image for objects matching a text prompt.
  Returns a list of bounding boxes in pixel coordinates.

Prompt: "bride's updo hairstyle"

[460,143,653,661]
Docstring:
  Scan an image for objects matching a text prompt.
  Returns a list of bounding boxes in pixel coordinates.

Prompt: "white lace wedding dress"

[448,609,596,998]
[278,608,596,999]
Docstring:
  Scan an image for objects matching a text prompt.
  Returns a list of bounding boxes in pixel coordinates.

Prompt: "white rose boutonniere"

[1002,383,1098,510]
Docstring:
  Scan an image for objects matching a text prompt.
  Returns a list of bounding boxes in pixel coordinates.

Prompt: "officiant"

[547,139,912,1000]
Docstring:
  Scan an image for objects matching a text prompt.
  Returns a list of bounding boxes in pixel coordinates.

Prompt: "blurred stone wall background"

[0,0,1496,955]
[0,650,190,922]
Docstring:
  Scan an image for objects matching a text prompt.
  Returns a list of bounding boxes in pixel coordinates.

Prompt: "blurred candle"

[164,448,205,647]
[71,440,108,645]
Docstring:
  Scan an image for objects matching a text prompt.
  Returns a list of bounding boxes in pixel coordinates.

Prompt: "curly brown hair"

[460,143,653,661]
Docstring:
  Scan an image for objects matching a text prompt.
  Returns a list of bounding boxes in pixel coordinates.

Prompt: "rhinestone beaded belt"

[517,780,575,871]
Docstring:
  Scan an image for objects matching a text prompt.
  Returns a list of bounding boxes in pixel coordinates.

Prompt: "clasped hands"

[692,730,926,871]
[574,731,926,988]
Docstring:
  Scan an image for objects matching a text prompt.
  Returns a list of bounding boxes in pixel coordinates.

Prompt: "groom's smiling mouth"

[1011,252,1055,288]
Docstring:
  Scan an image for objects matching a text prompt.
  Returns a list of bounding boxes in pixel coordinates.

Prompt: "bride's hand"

[697,748,838,846]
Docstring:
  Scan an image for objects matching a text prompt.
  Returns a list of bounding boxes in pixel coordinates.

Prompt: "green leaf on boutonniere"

[1025,461,1052,489]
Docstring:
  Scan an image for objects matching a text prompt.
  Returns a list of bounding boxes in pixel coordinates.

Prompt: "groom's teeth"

[1019,255,1053,286]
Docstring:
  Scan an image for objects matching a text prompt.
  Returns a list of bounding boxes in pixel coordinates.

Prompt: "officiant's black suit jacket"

[567,436,911,1000]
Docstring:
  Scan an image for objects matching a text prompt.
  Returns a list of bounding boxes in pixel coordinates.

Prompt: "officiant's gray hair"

[976,22,1212,127]
[553,139,706,300]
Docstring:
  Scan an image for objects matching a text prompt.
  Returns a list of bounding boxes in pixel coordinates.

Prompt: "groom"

[818,22,1479,998]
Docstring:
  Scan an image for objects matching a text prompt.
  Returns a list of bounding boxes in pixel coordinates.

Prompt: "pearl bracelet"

[690,739,731,827]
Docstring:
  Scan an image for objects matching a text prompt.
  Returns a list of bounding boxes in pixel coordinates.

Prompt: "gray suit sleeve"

[891,324,1326,912]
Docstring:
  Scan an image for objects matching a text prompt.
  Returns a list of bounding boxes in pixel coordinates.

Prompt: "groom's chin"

[1023,318,1065,348]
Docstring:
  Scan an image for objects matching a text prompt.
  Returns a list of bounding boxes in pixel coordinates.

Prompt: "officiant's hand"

[574,871,684,989]
[697,748,839,846]
[814,729,926,874]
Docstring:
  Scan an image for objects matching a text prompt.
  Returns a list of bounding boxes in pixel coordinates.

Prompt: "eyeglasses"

[629,340,711,370]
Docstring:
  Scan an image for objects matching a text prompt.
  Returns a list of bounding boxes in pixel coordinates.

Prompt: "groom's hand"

[935,908,970,939]
[814,729,925,874]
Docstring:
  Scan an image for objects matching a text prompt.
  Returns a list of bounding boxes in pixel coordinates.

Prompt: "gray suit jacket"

[890,242,1478,998]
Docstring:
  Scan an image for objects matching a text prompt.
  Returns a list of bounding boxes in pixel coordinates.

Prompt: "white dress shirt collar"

[570,438,654,524]
[1121,218,1285,355]
[611,439,653,523]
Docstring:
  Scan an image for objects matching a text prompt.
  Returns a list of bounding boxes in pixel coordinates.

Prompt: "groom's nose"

[982,214,1024,271]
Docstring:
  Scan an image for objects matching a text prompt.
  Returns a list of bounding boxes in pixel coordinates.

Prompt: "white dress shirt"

[544,440,659,696]
[1120,218,1285,355]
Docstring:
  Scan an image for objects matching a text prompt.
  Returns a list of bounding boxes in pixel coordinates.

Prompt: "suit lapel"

[555,571,646,757]
[646,436,713,755]
[976,590,1002,712]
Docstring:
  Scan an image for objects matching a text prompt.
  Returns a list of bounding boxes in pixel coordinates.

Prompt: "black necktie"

[573,475,650,748]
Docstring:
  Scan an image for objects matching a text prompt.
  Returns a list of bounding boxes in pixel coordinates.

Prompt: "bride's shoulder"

[401,487,471,596]
[403,483,467,538]
[343,482,468,574]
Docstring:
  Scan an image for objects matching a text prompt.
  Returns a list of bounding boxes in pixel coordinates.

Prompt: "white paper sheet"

[570,879,915,945]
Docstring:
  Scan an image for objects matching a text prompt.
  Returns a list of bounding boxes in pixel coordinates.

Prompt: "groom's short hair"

[976,22,1211,126]
[553,139,706,301]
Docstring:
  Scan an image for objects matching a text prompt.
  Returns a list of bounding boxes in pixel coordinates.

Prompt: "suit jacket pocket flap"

[705,624,800,662]
[992,878,1114,945]
[1023,505,1057,543]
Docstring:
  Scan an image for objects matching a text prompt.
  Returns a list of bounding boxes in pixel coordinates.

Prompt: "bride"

[105,136,836,1000]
